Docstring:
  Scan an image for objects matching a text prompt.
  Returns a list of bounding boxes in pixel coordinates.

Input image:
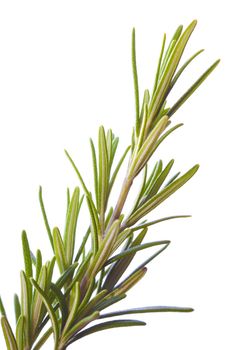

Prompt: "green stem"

[107,176,133,230]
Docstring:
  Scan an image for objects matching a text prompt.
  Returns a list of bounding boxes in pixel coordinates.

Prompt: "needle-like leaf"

[88,220,120,278]
[53,227,68,274]
[100,305,194,319]
[22,230,33,279]
[103,228,147,291]
[64,312,100,346]
[109,146,131,194]
[126,165,199,227]
[70,319,146,342]
[35,249,42,282]
[132,28,140,135]
[170,49,204,89]
[152,33,166,96]
[98,126,109,233]
[110,267,147,297]
[168,59,220,117]
[0,296,6,317]
[64,187,82,265]
[50,283,68,329]
[31,266,47,334]
[14,294,21,325]
[31,279,59,348]
[33,327,53,350]
[62,282,80,336]
[39,186,54,251]
[90,138,99,206]
[1,316,18,350]
[104,240,170,267]
[131,214,191,231]
[65,150,89,196]
[20,271,31,349]
[16,315,24,350]
[129,115,169,177]
[148,20,197,128]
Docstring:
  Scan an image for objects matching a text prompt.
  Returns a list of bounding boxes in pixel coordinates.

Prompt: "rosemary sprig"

[0,20,219,350]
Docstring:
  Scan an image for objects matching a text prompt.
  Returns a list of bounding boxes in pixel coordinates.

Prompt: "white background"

[0,1,232,349]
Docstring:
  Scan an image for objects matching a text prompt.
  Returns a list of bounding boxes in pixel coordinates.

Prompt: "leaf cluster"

[0,20,219,350]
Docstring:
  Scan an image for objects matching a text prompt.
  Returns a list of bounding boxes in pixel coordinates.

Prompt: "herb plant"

[0,20,219,350]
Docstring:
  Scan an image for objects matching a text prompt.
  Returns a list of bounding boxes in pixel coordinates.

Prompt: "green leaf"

[22,230,33,279]
[86,195,100,255]
[104,240,170,267]
[20,271,31,348]
[31,266,47,334]
[88,220,120,278]
[90,138,99,206]
[55,262,78,290]
[168,59,220,117]
[139,89,150,125]
[100,306,194,319]
[149,20,197,128]
[64,187,81,265]
[1,316,18,350]
[170,49,204,89]
[106,129,115,168]
[132,28,140,135]
[65,150,89,196]
[63,313,99,346]
[129,115,168,177]
[31,279,59,348]
[66,187,70,215]
[165,172,181,187]
[98,126,109,232]
[35,249,42,281]
[111,135,120,166]
[14,294,21,324]
[74,227,91,263]
[127,242,170,277]
[96,268,105,293]
[113,228,133,252]
[30,251,36,266]
[131,215,191,231]
[110,267,147,297]
[134,100,149,152]
[46,257,56,286]
[109,146,131,194]
[39,186,54,251]
[152,123,183,151]
[62,282,80,336]
[103,228,147,291]
[78,290,108,319]
[16,315,24,350]
[159,25,183,78]
[77,278,95,313]
[126,164,199,227]
[142,159,175,200]
[70,319,146,342]
[50,283,68,329]
[53,227,68,274]
[152,33,166,96]
[32,327,53,350]
[144,161,162,195]
[65,253,92,296]
[0,296,6,316]
[95,294,127,312]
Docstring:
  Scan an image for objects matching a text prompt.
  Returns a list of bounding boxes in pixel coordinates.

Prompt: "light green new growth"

[0,20,219,350]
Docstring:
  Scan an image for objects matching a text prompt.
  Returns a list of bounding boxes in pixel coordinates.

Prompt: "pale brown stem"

[107,176,133,231]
